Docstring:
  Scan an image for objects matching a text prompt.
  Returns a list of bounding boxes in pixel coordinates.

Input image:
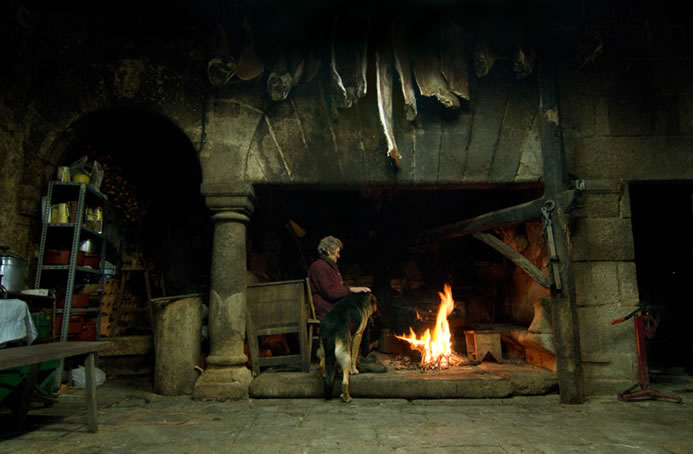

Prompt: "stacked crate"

[100,278,119,336]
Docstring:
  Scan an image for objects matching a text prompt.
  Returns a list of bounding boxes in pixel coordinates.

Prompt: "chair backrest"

[246,279,310,376]
[247,280,306,334]
[304,277,317,321]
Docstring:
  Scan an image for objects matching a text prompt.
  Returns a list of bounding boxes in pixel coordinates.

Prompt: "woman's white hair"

[317,235,343,255]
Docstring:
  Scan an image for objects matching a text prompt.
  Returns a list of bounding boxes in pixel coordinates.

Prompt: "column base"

[192,366,252,401]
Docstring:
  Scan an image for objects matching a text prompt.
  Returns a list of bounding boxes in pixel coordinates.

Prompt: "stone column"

[193,183,255,400]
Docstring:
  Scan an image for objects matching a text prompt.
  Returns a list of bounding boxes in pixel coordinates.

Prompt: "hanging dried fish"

[376,48,402,165]
[303,48,322,83]
[207,24,237,87]
[512,46,536,79]
[330,13,369,109]
[237,17,264,81]
[266,54,294,101]
[411,46,460,109]
[289,49,305,86]
[207,56,237,88]
[473,39,496,78]
[392,21,418,121]
[440,18,470,101]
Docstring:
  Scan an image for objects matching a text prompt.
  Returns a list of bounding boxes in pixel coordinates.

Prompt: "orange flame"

[396,284,455,369]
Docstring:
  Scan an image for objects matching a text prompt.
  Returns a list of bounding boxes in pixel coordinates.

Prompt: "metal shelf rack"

[34,181,106,342]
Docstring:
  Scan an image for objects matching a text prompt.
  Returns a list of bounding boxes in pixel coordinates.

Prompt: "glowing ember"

[396,283,455,369]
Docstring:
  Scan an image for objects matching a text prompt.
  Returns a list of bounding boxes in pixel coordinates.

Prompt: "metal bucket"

[0,246,26,292]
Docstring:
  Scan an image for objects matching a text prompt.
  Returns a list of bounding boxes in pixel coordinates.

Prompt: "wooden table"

[0,341,108,432]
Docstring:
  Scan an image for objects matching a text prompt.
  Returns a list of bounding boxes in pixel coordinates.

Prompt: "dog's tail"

[322,333,336,400]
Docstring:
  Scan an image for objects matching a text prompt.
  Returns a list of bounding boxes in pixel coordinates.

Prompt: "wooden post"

[539,60,584,404]
[85,351,98,432]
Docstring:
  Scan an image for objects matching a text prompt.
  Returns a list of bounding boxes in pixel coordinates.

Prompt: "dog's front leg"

[350,332,363,375]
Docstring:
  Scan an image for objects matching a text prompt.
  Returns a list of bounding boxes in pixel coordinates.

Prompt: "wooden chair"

[304,278,321,362]
[246,279,315,376]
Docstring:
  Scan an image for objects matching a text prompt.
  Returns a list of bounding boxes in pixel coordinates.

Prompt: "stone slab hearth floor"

[249,352,558,399]
[2,361,692,453]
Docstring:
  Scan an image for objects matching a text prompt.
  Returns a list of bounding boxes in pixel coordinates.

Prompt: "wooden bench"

[0,341,108,432]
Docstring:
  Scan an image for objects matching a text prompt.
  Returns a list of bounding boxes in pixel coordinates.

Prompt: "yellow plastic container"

[72,173,90,184]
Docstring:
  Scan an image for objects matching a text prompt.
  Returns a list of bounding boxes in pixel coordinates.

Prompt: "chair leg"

[299,322,309,373]
[308,326,314,363]
[246,322,261,377]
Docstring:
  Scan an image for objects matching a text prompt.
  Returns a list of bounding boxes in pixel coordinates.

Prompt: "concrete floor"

[1,370,692,453]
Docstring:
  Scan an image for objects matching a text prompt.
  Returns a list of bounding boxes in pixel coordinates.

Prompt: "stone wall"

[0,106,30,266]
[0,56,206,287]
[199,66,543,187]
[560,60,693,394]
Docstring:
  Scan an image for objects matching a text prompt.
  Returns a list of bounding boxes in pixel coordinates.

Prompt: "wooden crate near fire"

[464,330,503,363]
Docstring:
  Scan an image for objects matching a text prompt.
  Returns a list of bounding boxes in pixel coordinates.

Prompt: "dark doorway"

[60,108,212,296]
[630,182,693,374]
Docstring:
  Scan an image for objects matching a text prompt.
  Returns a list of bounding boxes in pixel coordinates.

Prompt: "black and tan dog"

[318,292,377,403]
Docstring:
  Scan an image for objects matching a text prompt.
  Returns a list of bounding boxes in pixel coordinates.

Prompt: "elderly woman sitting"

[307,235,370,321]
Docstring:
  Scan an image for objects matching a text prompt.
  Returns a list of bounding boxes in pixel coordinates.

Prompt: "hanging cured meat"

[330,13,369,109]
[473,39,497,78]
[440,18,470,101]
[411,25,460,109]
[376,47,402,165]
[392,21,418,122]
[236,17,264,81]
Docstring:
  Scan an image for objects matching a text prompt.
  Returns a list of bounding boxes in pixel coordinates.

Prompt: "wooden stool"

[465,330,502,362]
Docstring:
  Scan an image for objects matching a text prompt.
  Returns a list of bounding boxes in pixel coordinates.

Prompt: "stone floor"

[1,369,692,453]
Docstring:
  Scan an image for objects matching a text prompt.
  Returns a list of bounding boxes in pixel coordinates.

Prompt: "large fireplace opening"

[247,184,558,391]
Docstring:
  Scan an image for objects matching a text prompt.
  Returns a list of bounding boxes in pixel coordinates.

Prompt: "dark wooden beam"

[413,197,545,247]
[539,60,584,404]
[472,232,551,289]
[411,190,576,250]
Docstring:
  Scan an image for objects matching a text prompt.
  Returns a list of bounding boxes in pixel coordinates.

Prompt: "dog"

[318,292,377,403]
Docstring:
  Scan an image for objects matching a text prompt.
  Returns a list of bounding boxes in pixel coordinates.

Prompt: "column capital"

[201,182,255,217]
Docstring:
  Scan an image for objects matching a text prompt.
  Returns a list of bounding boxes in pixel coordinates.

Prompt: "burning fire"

[396,284,455,369]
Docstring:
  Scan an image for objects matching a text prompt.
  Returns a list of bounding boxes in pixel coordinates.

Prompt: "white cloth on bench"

[0,299,37,347]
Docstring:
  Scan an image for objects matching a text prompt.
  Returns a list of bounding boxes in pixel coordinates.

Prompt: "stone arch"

[25,106,211,296]
[21,59,205,193]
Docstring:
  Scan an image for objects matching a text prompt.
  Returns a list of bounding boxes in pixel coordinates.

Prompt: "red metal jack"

[611,307,682,403]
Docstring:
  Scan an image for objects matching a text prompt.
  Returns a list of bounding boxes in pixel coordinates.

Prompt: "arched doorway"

[53,108,212,335]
